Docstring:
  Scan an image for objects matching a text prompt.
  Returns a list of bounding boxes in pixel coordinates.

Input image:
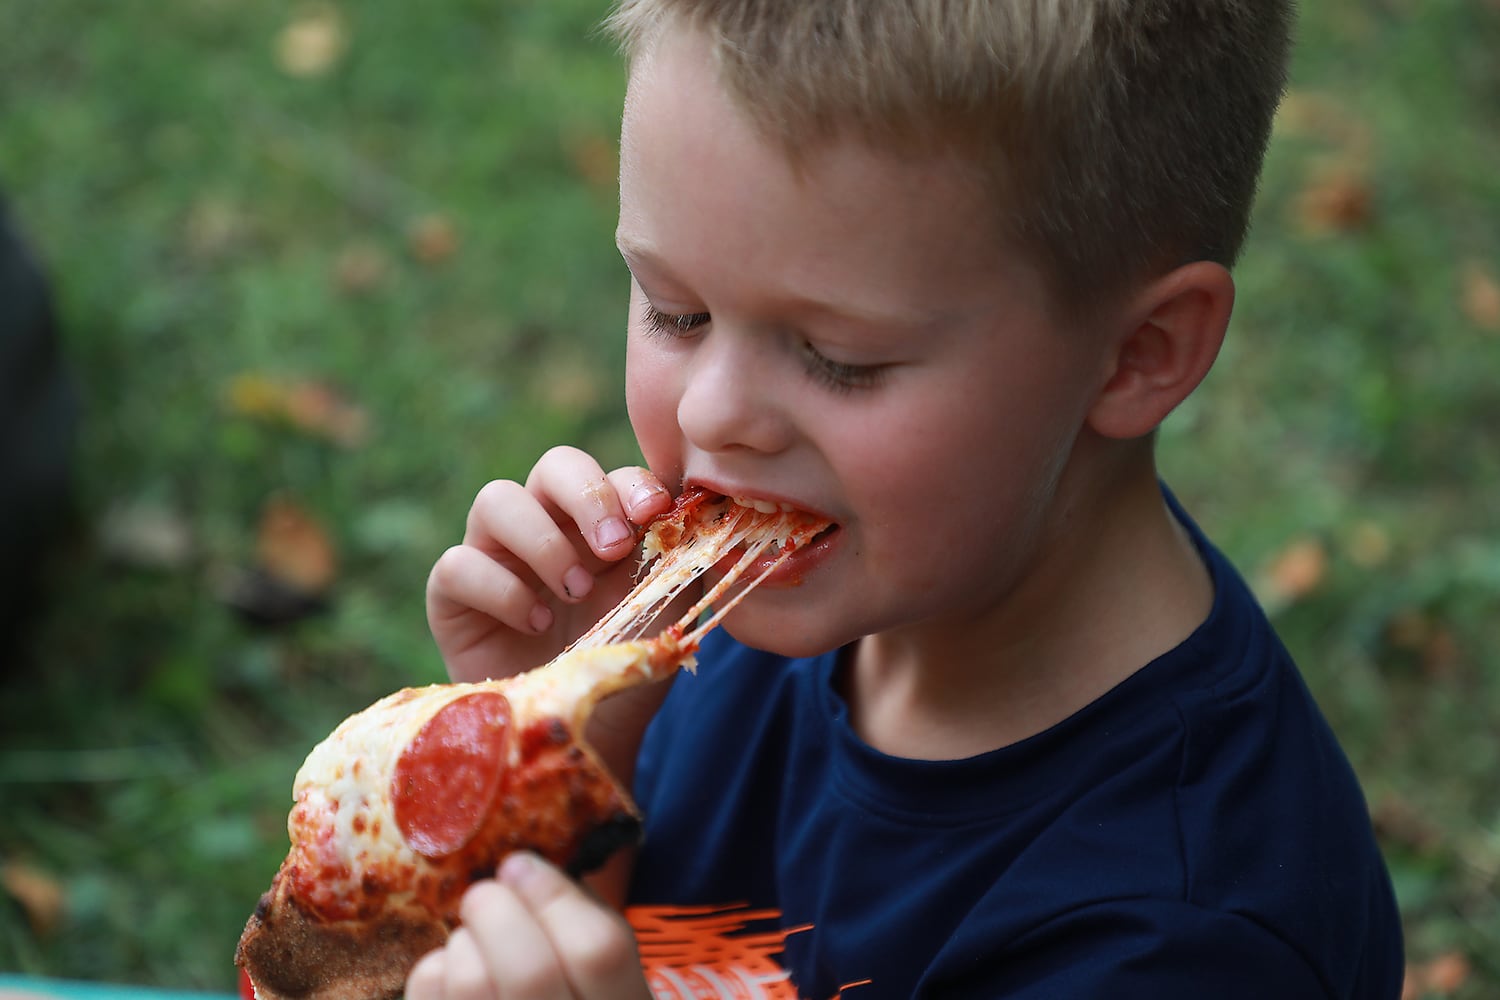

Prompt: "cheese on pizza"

[236,489,830,1000]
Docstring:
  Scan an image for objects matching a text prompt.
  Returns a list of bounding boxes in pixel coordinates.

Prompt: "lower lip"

[714,525,841,589]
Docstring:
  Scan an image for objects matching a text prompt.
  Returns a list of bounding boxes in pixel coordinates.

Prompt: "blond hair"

[606,0,1292,318]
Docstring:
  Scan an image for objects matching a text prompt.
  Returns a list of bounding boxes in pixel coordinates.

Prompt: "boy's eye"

[641,301,886,392]
[642,302,711,336]
[800,341,887,393]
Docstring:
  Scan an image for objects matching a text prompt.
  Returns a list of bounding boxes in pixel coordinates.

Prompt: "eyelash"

[640,302,887,393]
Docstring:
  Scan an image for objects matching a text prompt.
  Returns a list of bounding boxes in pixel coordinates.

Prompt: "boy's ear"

[1086,261,1234,440]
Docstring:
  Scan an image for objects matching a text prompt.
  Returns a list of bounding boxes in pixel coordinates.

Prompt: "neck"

[846,451,1213,760]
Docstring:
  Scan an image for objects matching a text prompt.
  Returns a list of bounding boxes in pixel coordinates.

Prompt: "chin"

[720,613,852,661]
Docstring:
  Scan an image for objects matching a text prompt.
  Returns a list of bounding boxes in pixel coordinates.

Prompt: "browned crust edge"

[235,876,447,1000]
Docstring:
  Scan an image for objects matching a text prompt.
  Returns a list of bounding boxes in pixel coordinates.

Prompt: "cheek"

[624,337,682,470]
[839,381,1080,549]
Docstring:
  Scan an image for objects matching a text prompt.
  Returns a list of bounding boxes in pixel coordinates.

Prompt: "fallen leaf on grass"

[276,3,347,78]
[257,493,338,595]
[1256,537,1328,608]
[217,495,338,627]
[1,861,66,937]
[225,372,372,448]
[283,381,371,447]
[408,213,459,264]
[1383,609,1465,680]
[1295,162,1374,235]
[1403,951,1473,998]
[1372,793,1444,856]
[332,241,390,295]
[1461,260,1500,332]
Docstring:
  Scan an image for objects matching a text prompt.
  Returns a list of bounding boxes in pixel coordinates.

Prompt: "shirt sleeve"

[922,898,1337,1000]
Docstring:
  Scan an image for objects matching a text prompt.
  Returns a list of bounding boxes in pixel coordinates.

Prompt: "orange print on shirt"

[627,903,872,1000]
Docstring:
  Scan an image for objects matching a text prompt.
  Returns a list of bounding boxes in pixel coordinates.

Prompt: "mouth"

[712,493,841,587]
[723,494,838,542]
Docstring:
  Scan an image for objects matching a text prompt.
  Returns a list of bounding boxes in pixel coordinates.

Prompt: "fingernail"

[595,516,631,549]
[528,603,553,634]
[629,482,666,512]
[499,851,545,890]
[563,565,594,600]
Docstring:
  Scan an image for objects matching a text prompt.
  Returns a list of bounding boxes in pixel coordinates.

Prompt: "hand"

[427,446,674,685]
[406,853,651,1000]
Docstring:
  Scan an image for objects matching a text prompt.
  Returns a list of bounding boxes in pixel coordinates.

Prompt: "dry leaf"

[283,381,371,447]
[1420,626,1461,681]
[1296,162,1373,235]
[276,4,347,78]
[226,372,287,421]
[1461,260,1500,332]
[257,494,338,595]
[1259,537,1328,606]
[225,373,371,448]
[1404,951,1474,998]
[332,242,390,295]
[1,861,66,937]
[1371,793,1444,855]
[1385,608,1432,652]
[1424,951,1473,994]
[408,213,459,264]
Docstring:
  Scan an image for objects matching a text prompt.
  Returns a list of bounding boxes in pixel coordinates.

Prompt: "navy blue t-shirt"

[627,499,1403,999]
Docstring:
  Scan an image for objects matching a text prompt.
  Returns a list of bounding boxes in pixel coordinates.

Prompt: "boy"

[409,1,1404,997]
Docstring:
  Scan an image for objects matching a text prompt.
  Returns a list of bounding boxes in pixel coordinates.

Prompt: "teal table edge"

[0,975,235,1000]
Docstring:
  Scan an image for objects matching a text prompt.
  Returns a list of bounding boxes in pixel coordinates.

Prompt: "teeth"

[731,495,780,514]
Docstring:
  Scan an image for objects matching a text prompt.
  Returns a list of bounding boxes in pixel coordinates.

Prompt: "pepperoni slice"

[392,691,511,858]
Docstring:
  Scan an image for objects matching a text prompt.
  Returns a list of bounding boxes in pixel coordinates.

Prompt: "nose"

[676,331,793,456]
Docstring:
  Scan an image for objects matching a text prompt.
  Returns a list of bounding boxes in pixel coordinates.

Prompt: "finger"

[499,853,646,998]
[605,466,672,525]
[459,879,574,1000]
[464,478,596,605]
[406,947,447,1000]
[525,447,637,563]
[428,544,554,636]
[442,927,501,1000]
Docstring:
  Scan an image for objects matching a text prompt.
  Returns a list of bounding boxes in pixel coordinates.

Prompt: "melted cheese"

[281,493,830,920]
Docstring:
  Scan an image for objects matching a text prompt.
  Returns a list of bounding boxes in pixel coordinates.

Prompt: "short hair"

[605,0,1293,320]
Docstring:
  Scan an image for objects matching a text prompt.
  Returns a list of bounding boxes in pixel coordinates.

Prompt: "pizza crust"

[236,875,445,1000]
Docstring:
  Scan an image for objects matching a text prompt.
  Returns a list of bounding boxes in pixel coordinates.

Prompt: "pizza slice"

[235,488,831,1000]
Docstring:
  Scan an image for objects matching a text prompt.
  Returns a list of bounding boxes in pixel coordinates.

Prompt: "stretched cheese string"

[567,498,828,656]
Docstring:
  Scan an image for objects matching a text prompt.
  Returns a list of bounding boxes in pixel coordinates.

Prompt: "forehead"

[617,26,1035,320]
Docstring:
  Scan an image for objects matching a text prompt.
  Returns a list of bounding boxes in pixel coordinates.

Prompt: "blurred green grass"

[1,1,1497,996]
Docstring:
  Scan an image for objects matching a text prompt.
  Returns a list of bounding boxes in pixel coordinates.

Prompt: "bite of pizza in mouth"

[709,492,840,553]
